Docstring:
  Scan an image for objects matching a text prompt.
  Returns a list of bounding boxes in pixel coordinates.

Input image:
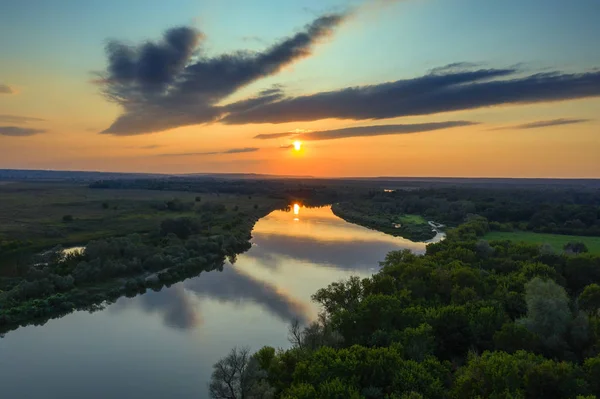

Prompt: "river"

[0,205,444,399]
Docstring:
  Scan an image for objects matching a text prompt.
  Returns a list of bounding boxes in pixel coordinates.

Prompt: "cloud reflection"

[184,266,311,325]
[110,264,311,331]
[110,284,201,331]
[246,233,402,270]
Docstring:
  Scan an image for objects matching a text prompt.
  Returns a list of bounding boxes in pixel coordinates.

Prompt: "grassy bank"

[331,202,436,241]
[485,231,600,254]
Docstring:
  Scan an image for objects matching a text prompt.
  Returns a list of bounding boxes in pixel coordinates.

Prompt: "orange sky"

[1,95,598,177]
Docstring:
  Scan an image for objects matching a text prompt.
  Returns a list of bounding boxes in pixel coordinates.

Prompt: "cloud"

[0,84,15,94]
[223,67,600,125]
[133,144,163,149]
[0,126,46,137]
[256,121,476,141]
[492,118,591,131]
[98,13,348,135]
[159,147,260,156]
[255,131,299,140]
[0,114,45,124]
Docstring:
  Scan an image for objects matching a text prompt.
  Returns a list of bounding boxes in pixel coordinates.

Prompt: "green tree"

[494,322,540,354]
[518,278,572,342]
[564,241,589,255]
[209,347,274,399]
[579,284,600,315]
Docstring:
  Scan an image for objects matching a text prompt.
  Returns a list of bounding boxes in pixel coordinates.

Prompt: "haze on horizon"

[1,0,599,178]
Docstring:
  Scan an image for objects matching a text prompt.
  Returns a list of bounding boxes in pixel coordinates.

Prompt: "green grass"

[0,181,279,262]
[399,214,427,225]
[484,231,600,254]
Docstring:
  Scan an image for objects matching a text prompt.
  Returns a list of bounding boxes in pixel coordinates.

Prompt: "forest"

[210,215,600,398]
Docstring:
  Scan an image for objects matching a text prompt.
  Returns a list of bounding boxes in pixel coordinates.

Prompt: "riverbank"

[0,199,281,335]
[331,202,439,241]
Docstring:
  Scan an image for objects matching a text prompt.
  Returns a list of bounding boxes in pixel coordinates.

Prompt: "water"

[0,205,443,399]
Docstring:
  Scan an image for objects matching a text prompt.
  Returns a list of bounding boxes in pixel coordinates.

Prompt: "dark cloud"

[223,147,260,154]
[158,147,260,156]
[0,114,45,123]
[223,91,285,114]
[0,126,46,137]
[136,144,163,149]
[255,132,299,140]
[99,14,347,135]
[256,121,476,141]
[223,67,600,125]
[492,118,591,130]
[0,84,14,94]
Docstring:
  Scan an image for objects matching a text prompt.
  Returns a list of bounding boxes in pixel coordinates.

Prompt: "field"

[484,231,600,254]
[0,181,279,255]
[398,214,427,225]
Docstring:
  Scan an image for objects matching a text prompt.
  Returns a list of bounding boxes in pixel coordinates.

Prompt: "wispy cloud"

[0,84,15,94]
[0,114,45,124]
[491,118,591,131]
[223,66,600,125]
[158,147,260,156]
[255,132,300,140]
[256,121,477,141]
[98,13,348,136]
[134,144,164,149]
[0,126,47,137]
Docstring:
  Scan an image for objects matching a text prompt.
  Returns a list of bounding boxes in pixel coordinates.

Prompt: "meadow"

[0,181,278,257]
[485,230,600,254]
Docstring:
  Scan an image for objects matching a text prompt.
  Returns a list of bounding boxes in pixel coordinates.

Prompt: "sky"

[1,0,599,178]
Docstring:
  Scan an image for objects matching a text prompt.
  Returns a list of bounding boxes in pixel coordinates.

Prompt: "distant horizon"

[1,167,599,181]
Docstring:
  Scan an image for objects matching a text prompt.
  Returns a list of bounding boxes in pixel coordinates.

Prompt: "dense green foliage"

[0,201,276,334]
[214,216,600,398]
[334,187,600,237]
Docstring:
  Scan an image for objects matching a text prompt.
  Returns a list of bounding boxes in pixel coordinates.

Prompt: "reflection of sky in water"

[0,205,441,399]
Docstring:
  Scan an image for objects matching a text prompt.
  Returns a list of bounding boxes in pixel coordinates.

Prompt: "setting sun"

[293,141,302,151]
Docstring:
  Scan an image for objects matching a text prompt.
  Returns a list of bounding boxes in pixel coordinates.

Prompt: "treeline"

[89,177,348,206]
[0,204,272,333]
[352,187,600,236]
[211,216,600,398]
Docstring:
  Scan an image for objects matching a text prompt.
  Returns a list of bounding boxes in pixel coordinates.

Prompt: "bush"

[62,215,74,222]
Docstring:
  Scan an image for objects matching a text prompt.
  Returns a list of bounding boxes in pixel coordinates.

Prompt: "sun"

[293,140,302,151]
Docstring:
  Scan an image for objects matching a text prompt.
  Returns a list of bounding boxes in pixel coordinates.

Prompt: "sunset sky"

[1,0,599,177]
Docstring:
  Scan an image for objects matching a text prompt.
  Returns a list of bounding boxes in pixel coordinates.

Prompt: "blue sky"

[3,0,599,79]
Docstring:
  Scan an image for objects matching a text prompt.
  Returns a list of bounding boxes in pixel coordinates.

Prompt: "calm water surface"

[0,206,443,399]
